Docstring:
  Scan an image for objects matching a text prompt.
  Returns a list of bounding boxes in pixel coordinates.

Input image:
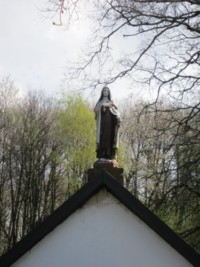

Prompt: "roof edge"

[102,171,200,266]
[0,174,105,267]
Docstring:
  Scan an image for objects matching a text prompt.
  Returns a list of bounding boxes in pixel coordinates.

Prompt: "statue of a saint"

[94,87,121,160]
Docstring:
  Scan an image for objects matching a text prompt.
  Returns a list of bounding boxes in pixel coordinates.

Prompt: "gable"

[11,189,193,267]
[0,171,200,267]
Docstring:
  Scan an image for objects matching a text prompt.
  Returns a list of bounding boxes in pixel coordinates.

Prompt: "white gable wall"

[12,189,193,267]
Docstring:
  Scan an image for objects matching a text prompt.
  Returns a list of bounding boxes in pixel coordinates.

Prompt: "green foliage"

[56,93,96,179]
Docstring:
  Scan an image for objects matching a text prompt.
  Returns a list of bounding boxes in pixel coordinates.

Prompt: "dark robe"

[96,106,117,159]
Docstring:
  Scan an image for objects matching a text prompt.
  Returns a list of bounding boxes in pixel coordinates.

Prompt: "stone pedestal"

[88,159,124,185]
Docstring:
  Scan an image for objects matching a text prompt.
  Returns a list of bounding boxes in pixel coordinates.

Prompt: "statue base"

[88,159,124,185]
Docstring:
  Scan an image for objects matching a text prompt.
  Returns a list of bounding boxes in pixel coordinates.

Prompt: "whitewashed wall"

[12,189,193,267]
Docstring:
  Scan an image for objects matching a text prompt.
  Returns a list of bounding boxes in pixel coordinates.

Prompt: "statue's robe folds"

[94,100,121,159]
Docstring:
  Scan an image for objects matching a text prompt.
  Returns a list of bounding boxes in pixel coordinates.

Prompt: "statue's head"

[99,86,111,101]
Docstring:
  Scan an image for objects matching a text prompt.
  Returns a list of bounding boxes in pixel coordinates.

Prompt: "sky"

[0,1,145,102]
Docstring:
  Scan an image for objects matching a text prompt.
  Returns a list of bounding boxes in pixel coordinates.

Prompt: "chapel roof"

[0,170,200,267]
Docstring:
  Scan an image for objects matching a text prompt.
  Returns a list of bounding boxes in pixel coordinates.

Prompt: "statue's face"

[102,88,109,97]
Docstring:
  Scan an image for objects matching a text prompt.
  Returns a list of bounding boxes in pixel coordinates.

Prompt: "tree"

[55,93,96,196]
[120,97,200,253]
[0,77,19,254]
[0,89,61,254]
[121,97,175,206]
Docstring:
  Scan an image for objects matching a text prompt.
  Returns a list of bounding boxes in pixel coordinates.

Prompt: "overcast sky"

[0,0,144,101]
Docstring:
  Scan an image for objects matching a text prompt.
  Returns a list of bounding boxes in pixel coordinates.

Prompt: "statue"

[94,87,121,160]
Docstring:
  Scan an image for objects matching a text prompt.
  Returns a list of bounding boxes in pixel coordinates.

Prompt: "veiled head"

[99,86,112,101]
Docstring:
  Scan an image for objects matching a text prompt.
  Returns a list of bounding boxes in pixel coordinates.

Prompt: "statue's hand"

[109,101,113,106]
[106,101,113,107]
[103,102,111,108]
[102,101,113,110]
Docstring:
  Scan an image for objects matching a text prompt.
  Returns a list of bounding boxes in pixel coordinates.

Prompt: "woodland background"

[0,76,199,256]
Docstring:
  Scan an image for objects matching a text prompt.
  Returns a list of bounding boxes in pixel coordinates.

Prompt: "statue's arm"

[94,102,101,113]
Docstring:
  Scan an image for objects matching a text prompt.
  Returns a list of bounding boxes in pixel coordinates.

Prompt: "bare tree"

[46,1,200,91]
[0,77,19,254]
[120,96,200,253]
[0,91,61,252]
[121,98,175,206]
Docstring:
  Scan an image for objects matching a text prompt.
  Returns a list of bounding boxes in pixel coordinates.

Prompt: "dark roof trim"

[0,171,200,267]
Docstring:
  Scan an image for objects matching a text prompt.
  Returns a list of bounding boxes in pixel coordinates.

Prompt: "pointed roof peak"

[0,170,200,267]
